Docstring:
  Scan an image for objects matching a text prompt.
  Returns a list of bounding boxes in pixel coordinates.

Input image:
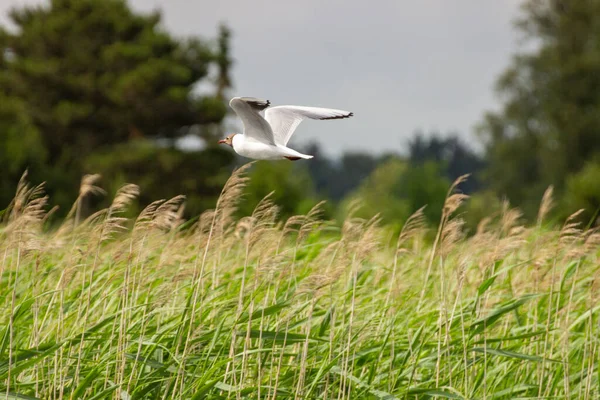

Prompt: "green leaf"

[330,366,400,399]
[214,382,237,392]
[12,297,36,321]
[407,388,464,399]
[568,303,600,331]
[237,300,290,323]
[560,260,580,292]
[87,385,119,400]
[489,384,538,399]
[245,329,320,344]
[473,329,549,344]
[191,379,221,399]
[470,294,538,336]
[71,366,101,398]
[470,347,560,363]
[477,275,497,296]
[318,305,334,337]
[1,392,41,400]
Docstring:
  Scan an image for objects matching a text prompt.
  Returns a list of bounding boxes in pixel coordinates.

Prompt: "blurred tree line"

[0,0,234,217]
[478,0,600,225]
[240,134,485,228]
[1,0,599,229]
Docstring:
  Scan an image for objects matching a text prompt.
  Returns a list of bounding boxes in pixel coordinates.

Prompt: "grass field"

[0,166,599,399]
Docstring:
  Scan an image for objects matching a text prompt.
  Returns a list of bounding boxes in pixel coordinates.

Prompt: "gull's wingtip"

[236,97,270,111]
[320,111,354,120]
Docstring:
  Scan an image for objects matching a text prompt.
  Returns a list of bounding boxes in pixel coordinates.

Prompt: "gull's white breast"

[232,135,285,160]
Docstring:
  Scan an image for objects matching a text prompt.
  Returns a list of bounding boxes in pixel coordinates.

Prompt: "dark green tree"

[238,161,320,220]
[408,132,485,193]
[341,158,450,229]
[300,142,390,202]
[301,142,338,199]
[215,24,233,100]
[564,159,600,225]
[478,0,600,217]
[0,0,234,215]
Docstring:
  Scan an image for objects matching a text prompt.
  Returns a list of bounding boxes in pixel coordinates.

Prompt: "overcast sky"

[0,0,523,156]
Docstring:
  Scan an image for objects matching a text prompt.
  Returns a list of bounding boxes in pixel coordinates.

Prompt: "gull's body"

[231,135,309,160]
[219,97,353,160]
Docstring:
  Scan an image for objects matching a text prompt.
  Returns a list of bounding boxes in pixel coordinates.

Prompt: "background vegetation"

[1,0,599,229]
[0,1,600,397]
[0,168,598,399]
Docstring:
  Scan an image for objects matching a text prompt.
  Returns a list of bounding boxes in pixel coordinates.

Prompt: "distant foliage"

[237,161,322,219]
[461,190,504,232]
[408,132,485,194]
[341,158,450,230]
[302,142,387,202]
[0,0,233,216]
[84,140,234,217]
[479,0,600,219]
[564,160,600,226]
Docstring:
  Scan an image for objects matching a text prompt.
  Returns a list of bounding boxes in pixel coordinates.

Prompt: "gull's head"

[218,133,236,147]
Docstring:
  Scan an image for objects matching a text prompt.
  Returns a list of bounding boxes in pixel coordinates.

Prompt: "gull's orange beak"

[218,139,226,144]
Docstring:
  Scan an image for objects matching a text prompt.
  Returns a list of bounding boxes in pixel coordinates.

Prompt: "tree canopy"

[408,132,485,194]
[2,0,599,229]
[341,158,450,231]
[0,0,234,216]
[479,0,600,218]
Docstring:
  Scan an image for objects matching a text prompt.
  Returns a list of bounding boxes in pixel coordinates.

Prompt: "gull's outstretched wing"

[264,105,353,146]
[229,97,276,145]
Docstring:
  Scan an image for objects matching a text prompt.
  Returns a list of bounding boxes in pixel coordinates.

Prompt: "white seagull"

[219,97,353,160]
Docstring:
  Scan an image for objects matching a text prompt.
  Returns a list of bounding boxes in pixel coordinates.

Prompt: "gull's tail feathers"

[279,146,313,160]
[284,154,314,161]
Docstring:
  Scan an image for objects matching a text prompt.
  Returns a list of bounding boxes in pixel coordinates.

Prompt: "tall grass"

[0,167,598,399]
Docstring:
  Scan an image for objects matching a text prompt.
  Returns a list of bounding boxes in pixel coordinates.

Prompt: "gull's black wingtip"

[240,97,270,111]
[321,111,354,120]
